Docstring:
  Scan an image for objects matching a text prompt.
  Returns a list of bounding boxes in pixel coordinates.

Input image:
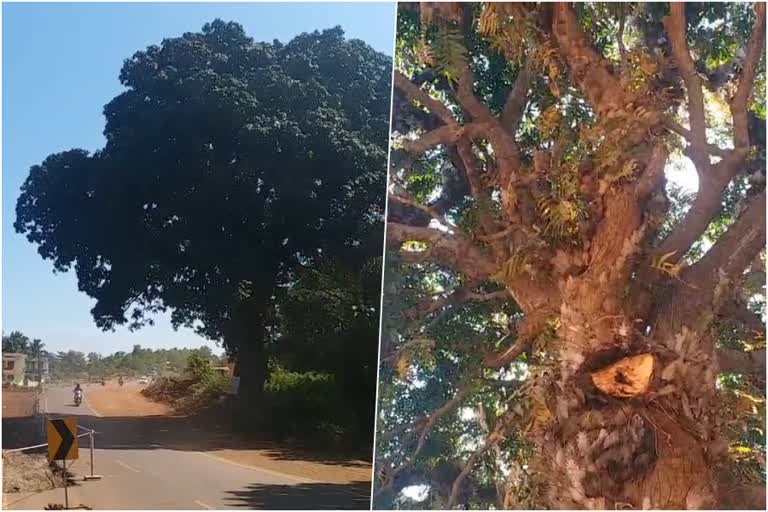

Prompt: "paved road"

[4,385,370,510]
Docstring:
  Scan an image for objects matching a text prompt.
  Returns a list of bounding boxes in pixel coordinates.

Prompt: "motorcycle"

[74,389,83,406]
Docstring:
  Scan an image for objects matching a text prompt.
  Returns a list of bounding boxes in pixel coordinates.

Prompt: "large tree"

[375,2,765,510]
[15,21,391,414]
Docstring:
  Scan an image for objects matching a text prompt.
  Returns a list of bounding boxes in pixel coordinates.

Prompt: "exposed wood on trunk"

[591,353,655,397]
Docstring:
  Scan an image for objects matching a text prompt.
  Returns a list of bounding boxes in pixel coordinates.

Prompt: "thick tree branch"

[387,222,497,282]
[551,2,626,117]
[482,310,555,368]
[685,188,766,293]
[456,68,522,186]
[482,334,529,369]
[402,122,499,158]
[636,144,671,200]
[375,385,473,499]
[662,118,730,158]
[457,69,495,122]
[717,348,766,377]
[731,2,766,149]
[719,299,766,334]
[617,9,628,69]
[500,63,532,137]
[401,123,466,156]
[388,193,448,226]
[653,148,750,264]
[665,4,709,170]
[394,71,457,127]
[447,425,506,508]
[403,285,509,323]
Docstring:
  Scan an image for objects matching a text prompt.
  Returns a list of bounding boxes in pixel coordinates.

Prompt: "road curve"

[5,385,370,510]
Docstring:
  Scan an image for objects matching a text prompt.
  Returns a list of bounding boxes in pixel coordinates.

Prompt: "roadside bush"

[263,365,349,442]
[185,353,215,383]
[141,355,229,412]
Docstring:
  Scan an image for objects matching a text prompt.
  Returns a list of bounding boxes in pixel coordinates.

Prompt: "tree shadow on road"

[223,481,371,509]
[18,411,371,475]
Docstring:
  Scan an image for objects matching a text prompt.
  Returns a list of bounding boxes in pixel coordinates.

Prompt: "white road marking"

[194,500,214,509]
[82,394,102,417]
[114,459,141,473]
[196,452,312,483]
[196,452,372,497]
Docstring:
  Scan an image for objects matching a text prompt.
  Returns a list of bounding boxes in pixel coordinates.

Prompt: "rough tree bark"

[385,2,766,509]
[227,297,270,428]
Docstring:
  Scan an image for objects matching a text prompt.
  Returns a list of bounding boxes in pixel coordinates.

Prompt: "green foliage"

[50,345,219,381]
[263,364,354,443]
[430,29,467,82]
[185,353,215,384]
[2,331,31,354]
[385,3,766,508]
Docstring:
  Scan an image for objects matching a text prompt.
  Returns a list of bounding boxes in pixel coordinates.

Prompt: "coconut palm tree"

[29,338,45,386]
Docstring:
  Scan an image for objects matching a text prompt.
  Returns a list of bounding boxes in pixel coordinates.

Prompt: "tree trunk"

[528,276,724,509]
[228,299,269,429]
[516,146,724,509]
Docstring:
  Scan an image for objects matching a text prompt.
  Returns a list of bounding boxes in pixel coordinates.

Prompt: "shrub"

[185,353,215,383]
[263,365,348,441]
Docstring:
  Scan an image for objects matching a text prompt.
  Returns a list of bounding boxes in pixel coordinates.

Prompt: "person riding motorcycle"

[73,383,83,405]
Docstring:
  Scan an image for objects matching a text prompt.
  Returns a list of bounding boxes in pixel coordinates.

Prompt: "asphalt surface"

[3,385,370,510]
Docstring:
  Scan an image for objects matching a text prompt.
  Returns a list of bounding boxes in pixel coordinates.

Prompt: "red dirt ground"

[84,381,371,484]
[83,380,171,417]
[1,388,38,418]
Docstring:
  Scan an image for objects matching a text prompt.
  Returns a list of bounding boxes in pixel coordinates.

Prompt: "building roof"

[2,353,27,359]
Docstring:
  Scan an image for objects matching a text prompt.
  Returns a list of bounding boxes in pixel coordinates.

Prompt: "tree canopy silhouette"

[15,20,391,413]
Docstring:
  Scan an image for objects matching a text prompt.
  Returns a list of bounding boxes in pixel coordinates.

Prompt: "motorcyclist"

[74,383,82,401]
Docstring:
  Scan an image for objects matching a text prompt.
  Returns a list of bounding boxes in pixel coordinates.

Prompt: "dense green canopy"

[15,21,391,411]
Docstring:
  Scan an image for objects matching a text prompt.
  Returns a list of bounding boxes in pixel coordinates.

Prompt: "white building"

[25,355,51,386]
[2,353,27,385]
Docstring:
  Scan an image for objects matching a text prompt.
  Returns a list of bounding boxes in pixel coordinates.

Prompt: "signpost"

[47,418,78,509]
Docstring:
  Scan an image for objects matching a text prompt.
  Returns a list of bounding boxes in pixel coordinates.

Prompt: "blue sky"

[2,1,395,356]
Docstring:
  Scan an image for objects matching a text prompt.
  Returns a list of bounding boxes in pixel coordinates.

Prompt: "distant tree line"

[2,331,221,381]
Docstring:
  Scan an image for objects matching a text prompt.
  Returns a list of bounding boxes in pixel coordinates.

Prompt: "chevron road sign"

[47,418,78,461]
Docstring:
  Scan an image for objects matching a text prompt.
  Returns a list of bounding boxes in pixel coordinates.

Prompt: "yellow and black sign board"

[47,418,78,461]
